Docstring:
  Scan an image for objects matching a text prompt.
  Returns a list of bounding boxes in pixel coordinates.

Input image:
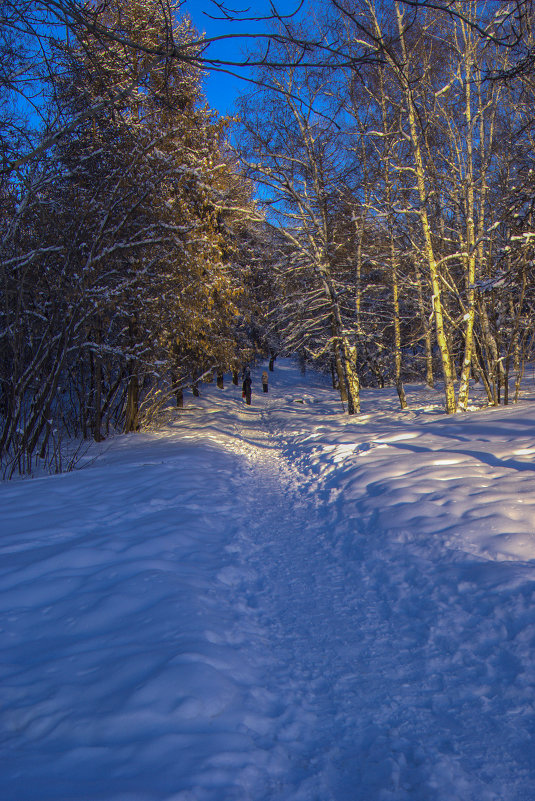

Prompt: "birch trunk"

[394,3,456,413]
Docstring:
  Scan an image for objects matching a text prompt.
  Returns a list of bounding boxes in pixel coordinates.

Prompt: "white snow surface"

[2,360,535,800]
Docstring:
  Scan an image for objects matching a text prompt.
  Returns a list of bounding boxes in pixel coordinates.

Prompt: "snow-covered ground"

[2,360,535,801]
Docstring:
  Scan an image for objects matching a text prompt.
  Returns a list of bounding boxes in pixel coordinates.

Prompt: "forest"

[1,0,535,477]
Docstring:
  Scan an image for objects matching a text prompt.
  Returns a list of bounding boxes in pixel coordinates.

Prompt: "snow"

[2,360,535,800]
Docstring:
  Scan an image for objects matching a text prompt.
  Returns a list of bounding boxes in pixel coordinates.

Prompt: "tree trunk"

[333,340,347,402]
[330,357,337,390]
[478,298,500,405]
[124,369,140,432]
[344,342,361,414]
[92,321,104,442]
[192,371,200,397]
[395,2,456,413]
[456,43,477,413]
[391,238,407,410]
[473,338,494,404]
[324,273,360,414]
[415,261,434,388]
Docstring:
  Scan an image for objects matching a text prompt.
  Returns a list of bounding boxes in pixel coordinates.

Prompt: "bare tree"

[239,43,362,413]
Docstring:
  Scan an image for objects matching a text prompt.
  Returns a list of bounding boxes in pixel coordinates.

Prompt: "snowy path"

[226,401,535,801]
[2,361,535,800]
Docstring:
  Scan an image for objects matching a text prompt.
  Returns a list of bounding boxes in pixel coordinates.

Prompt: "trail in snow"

[219,392,535,801]
[1,361,535,800]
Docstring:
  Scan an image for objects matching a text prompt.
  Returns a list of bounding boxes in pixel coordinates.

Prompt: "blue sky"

[185,0,306,114]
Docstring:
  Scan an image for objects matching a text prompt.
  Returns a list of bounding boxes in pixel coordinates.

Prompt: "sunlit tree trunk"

[376,61,407,409]
[414,259,434,387]
[456,23,477,412]
[394,2,456,413]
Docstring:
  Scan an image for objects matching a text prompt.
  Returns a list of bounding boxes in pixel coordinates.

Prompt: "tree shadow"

[386,440,535,474]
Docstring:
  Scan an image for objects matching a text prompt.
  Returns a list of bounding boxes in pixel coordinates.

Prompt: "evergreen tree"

[0,0,257,474]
